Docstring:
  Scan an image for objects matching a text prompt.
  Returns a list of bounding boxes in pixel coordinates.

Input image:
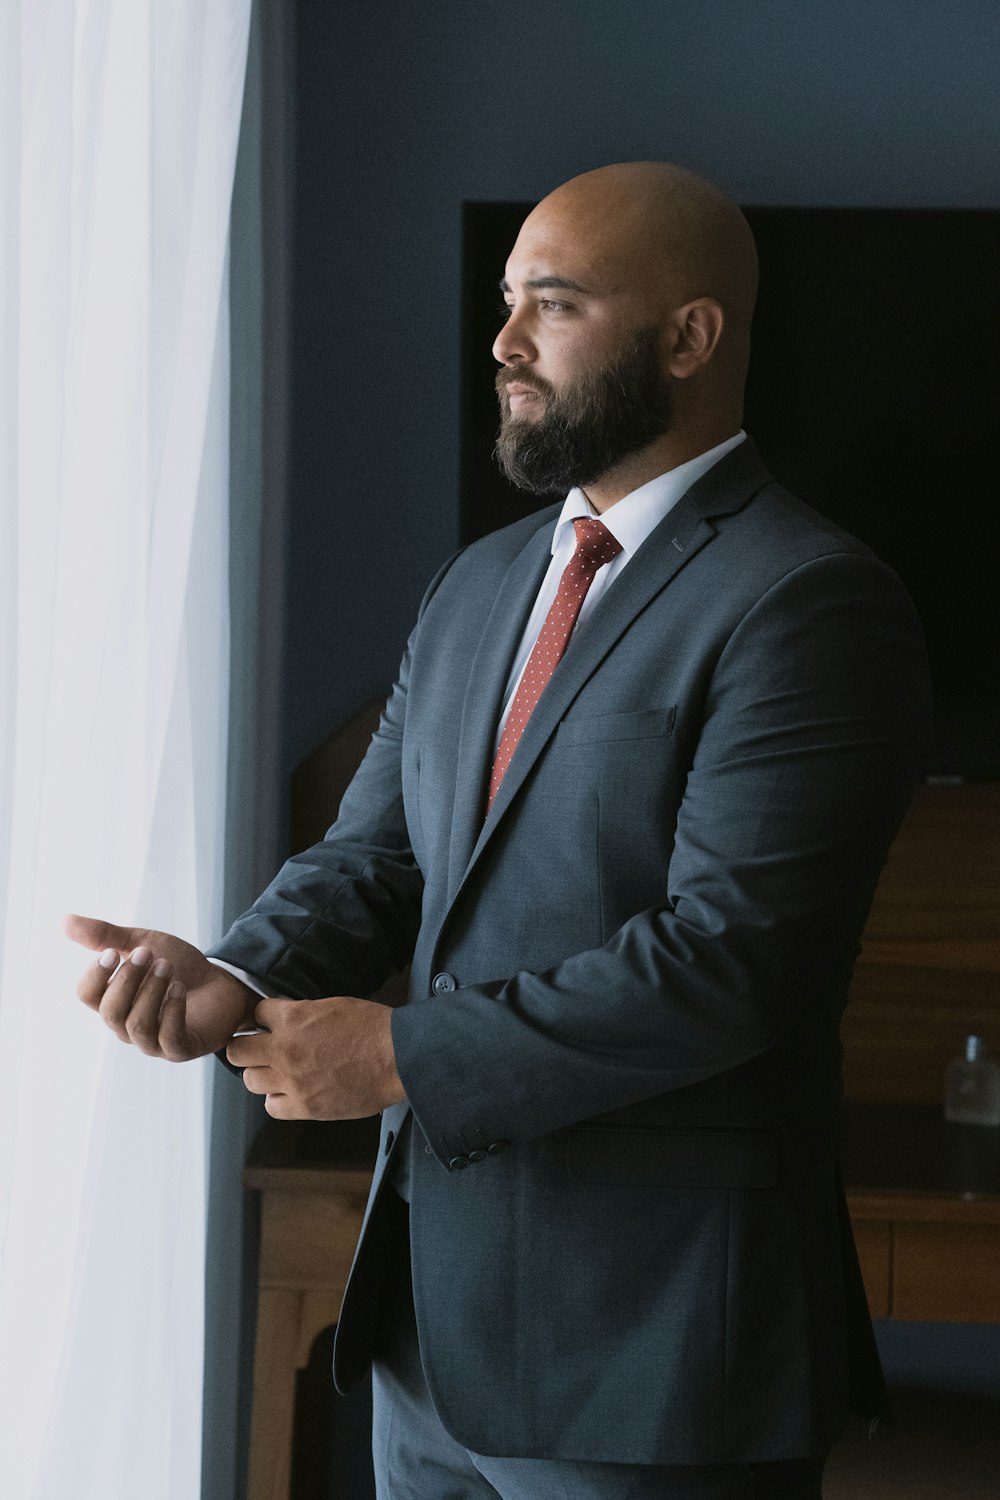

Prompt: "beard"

[494,324,673,496]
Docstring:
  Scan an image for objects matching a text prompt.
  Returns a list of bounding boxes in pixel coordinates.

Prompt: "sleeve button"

[487,1139,510,1155]
[467,1148,487,1163]
[432,972,457,994]
[448,1154,470,1170]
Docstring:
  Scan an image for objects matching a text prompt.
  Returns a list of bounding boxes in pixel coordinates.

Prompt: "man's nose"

[492,306,535,366]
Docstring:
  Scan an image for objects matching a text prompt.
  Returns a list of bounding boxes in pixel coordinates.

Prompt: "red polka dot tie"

[487,517,623,812]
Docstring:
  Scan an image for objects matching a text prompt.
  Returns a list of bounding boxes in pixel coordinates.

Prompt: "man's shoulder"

[468,501,565,559]
[742,479,878,564]
[700,477,906,624]
[432,502,563,589]
[687,437,878,568]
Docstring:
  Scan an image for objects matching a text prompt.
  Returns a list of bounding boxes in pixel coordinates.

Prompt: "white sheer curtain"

[0,3,252,1496]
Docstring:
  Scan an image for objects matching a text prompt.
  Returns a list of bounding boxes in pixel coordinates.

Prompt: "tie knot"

[571,517,623,571]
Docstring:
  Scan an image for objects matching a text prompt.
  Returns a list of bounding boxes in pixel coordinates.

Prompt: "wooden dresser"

[839,780,1000,1325]
[840,782,1000,1107]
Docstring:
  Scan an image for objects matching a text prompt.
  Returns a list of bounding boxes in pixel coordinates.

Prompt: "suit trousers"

[369,1188,826,1500]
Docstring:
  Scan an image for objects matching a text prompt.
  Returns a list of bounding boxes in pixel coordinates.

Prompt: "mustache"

[495,369,555,400]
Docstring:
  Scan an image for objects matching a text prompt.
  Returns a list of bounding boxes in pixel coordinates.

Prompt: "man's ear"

[665,298,725,379]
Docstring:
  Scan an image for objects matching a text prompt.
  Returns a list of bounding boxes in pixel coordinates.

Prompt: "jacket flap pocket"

[565,1127,778,1189]
[555,706,677,746]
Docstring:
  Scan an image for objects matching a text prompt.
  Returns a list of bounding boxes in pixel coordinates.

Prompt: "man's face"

[492,208,673,494]
[495,325,672,495]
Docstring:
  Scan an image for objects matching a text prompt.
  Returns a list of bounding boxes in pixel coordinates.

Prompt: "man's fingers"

[159,983,195,1061]
[63,913,147,954]
[75,947,122,1012]
[123,957,176,1056]
[253,997,287,1030]
[69,915,162,1034]
[226,1030,271,1068]
[241,1066,273,1097]
[97,947,163,1047]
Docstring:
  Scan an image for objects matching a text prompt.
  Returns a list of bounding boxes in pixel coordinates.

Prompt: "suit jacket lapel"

[468,496,713,857]
[447,439,772,912]
[445,517,555,903]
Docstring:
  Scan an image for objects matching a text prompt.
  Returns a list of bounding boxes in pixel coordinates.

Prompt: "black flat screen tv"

[461,204,1000,780]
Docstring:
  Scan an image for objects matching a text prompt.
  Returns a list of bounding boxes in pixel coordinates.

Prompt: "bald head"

[530,162,758,331]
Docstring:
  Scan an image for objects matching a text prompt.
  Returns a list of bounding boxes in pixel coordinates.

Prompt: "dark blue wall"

[283,0,999,786]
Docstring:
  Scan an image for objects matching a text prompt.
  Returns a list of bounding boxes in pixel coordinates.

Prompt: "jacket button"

[468,1149,487,1163]
[487,1139,510,1155]
[384,1131,395,1155]
[432,972,457,994]
[448,1154,470,1170]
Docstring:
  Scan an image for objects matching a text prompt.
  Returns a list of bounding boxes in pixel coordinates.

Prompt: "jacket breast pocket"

[555,706,677,747]
[565,1126,779,1189]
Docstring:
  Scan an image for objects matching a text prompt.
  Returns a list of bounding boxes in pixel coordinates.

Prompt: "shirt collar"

[551,431,747,557]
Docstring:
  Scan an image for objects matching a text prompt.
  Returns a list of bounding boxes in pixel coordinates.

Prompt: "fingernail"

[153,958,171,979]
[130,947,151,968]
[97,949,118,970]
[167,981,185,1001]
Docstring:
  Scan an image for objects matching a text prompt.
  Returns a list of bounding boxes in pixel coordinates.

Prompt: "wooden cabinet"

[244,1124,376,1500]
[851,1217,892,1317]
[841,783,1000,1107]
[843,1101,1000,1321]
[839,784,1000,1325]
[849,1192,1000,1323]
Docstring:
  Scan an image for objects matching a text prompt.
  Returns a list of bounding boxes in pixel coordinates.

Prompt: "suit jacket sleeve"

[206,548,464,999]
[390,550,932,1164]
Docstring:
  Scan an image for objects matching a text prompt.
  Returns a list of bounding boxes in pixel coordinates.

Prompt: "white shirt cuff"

[206,957,273,999]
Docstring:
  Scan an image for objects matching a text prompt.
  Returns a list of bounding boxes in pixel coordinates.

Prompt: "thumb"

[62,913,148,955]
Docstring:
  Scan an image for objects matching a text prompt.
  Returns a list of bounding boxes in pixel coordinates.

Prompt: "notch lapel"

[455,496,713,887]
[445,518,555,903]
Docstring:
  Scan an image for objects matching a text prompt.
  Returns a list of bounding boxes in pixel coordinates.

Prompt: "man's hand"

[64,913,257,1061]
[226,996,407,1119]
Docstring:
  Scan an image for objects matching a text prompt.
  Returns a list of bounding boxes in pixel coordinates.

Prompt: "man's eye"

[498,302,514,321]
[540,300,570,314]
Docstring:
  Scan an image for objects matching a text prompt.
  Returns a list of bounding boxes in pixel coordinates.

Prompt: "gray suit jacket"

[212,440,931,1463]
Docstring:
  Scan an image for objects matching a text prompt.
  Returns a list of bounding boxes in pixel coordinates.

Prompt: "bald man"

[69,163,931,1498]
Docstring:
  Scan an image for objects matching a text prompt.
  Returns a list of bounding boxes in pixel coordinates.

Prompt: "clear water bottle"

[944,1036,1000,1126]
